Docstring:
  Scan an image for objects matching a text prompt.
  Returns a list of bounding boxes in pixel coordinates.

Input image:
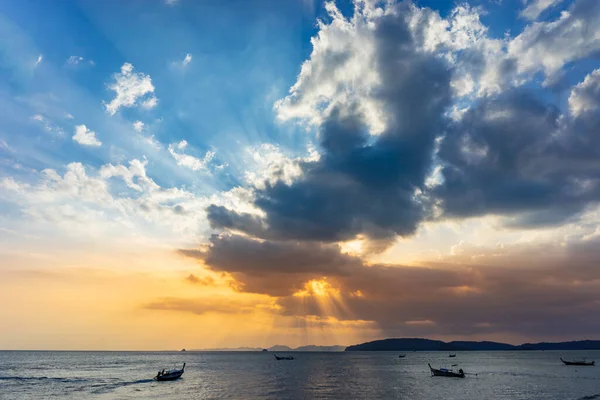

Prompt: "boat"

[429,363,465,378]
[399,354,406,358]
[560,357,595,366]
[448,354,456,358]
[181,349,186,352]
[274,354,294,360]
[154,363,186,381]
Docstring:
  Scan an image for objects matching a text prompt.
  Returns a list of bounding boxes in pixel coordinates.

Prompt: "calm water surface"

[1,351,599,399]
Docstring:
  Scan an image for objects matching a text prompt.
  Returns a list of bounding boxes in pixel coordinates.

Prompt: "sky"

[1,0,600,350]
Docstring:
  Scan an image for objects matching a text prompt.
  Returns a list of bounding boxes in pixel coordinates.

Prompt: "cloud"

[0,158,215,243]
[180,234,362,295]
[31,114,64,135]
[179,233,600,339]
[0,140,13,152]
[569,69,600,116]
[180,0,600,341]
[520,0,564,20]
[165,0,178,5]
[34,54,42,67]
[142,135,162,150]
[210,1,452,249]
[132,120,144,132]
[435,86,600,226]
[66,56,93,66]
[508,0,600,81]
[183,53,192,66]
[67,56,83,65]
[141,96,158,109]
[168,141,215,172]
[431,0,600,95]
[104,63,157,115]
[205,2,600,241]
[185,274,215,286]
[243,143,317,189]
[144,296,262,315]
[72,124,102,147]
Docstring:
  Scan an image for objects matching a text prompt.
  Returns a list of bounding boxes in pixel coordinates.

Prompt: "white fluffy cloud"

[508,0,600,81]
[168,140,215,172]
[273,2,498,129]
[0,159,214,243]
[141,96,158,109]
[133,120,144,132]
[274,1,381,132]
[72,124,102,147]
[569,69,600,116]
[520,0,564,20]
[104,63,157,115]
[243,143,319,189]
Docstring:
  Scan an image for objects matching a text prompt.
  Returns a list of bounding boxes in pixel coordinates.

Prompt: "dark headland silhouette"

[191,339,600,352]
[345,338,600,351]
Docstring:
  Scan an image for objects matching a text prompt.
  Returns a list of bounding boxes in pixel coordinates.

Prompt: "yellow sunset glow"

[293,279,340,297]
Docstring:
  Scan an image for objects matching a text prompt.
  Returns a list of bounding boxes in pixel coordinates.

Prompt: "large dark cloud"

[187,1,600,340]
[181,233,600,339]
[208,7,452,247]
[436,89,600,226]
[208,1,600,240]
[180,234,362,296]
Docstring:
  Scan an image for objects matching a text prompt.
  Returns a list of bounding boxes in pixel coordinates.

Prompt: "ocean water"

[1,351,599,399]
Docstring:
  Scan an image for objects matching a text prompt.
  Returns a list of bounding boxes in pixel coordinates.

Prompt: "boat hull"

[429,364,465,378]
[155,371,184,381]
[561,358,595,366]
[155,363,186,381]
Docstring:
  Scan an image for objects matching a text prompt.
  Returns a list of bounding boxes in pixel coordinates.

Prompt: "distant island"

[192,345,346,352]
[187,339,600,352]
[345,338,600,351]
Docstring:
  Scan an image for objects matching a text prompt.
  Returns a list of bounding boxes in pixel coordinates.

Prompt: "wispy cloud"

[520,0,564,20]
[0,140,13,152]
[168,140,215,172]
[31,114,64,135]
[67,56,83,65]
[183,53,192,66]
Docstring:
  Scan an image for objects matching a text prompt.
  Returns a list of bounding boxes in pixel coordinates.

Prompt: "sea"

[1,351,599,399]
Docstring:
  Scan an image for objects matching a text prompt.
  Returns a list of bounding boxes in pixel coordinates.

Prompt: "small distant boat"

[399,354,406,358]
[274,354,294,360]
[561,357,595,366]
[181,349,186,352]
[429,363,465,378]
[448,354,456,358]
[154,363,185,381]
[262,349,268,352]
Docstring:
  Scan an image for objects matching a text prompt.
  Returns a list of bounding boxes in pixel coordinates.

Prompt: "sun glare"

[293,279,340,297]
